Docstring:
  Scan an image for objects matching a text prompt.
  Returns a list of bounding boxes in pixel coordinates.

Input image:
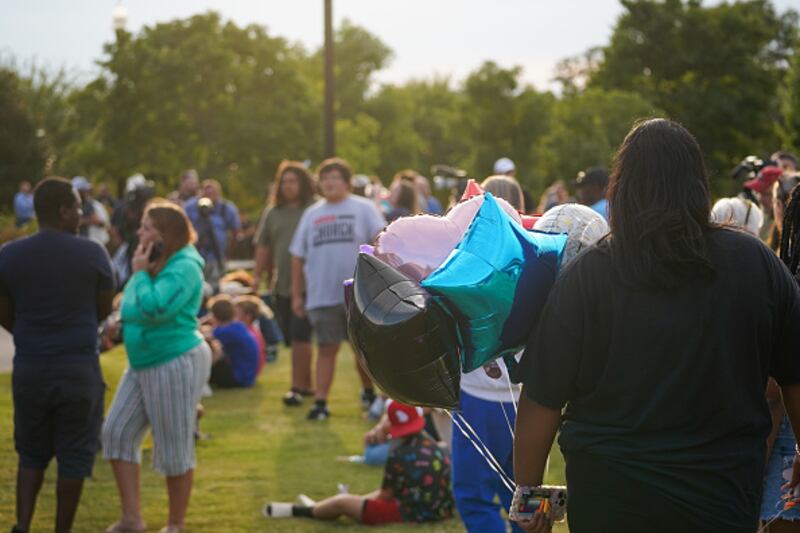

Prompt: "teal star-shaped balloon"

[421,193,567,372]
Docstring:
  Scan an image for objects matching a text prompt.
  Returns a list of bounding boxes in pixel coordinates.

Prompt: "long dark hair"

[269,160,315,207]
[780,184,800,275]
[607,118,714,289]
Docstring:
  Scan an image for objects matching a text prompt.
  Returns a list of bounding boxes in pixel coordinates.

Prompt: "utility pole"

[324,0,335,158]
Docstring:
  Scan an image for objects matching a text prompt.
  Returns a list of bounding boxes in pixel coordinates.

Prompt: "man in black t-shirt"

[0,177,114,533]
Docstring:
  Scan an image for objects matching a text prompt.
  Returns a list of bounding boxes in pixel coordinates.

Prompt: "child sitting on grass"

[233,296,268,373]
[264,400,454,525]
[204,295,260,388]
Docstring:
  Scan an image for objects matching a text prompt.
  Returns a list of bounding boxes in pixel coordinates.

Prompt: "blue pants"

[452,390,523,533]
[364,442,391,466]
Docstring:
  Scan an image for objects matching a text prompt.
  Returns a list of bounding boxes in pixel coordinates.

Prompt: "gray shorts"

[307,305,348,345]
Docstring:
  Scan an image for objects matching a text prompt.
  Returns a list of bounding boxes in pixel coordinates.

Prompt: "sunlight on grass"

[0,345,568,531]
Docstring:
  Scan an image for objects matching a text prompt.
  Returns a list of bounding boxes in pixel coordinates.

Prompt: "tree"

[0,68,46,206]
[364,79,469,180]
[591,0,798,186]
[95,12,320,197]
[534,89,662,186]
[336,112,381,174]
[778,39,800,151]
[460,61,556,190]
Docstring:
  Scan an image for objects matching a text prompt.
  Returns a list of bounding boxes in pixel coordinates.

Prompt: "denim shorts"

[761,414,800,521]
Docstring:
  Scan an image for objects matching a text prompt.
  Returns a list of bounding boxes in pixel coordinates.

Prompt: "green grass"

[0,345,568,532]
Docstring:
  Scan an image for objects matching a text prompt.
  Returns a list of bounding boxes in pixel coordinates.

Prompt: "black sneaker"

[282,390,303,407]
[307,404,330,421]
[360,389,376,410]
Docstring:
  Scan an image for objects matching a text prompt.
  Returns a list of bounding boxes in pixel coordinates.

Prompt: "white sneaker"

[201,384,213,398]
[296,494,316,507]
[263,502,292,518]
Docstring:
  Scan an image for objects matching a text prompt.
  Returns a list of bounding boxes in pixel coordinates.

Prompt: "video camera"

[431,164,469,191]
[731,155,777,181]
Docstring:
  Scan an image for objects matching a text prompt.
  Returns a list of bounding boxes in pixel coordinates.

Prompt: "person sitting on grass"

[204,295,259,388]
[264,400,454,525]
[233,296,269,372]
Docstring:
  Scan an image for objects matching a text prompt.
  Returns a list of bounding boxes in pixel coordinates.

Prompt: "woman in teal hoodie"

[102,201,211,533]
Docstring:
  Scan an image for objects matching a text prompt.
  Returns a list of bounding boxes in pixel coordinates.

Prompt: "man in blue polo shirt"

[0,177,114,533]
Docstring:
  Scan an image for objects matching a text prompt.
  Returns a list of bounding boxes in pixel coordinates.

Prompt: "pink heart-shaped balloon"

[374,194,522,282]
[375,215,464,281]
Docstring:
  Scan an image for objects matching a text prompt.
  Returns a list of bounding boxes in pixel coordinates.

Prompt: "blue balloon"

[421,193,567,372]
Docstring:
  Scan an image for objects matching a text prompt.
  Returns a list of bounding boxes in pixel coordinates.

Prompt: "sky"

[1,0,797,91]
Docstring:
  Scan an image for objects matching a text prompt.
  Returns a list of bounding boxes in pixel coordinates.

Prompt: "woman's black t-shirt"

[523,228,800,527]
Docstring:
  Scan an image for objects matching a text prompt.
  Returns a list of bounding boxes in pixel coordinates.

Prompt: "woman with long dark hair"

[513,119,800,532]
[252,160,317,406]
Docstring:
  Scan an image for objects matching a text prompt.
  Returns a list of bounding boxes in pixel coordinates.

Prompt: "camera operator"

[184,179,241,289]
[111,174,155,286]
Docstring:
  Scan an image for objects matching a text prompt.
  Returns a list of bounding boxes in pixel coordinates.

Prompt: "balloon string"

[451,410,516,491]
[757,497,796,533]
[446,410,515,493]
[504,368,519,416]
[499,399,515,441]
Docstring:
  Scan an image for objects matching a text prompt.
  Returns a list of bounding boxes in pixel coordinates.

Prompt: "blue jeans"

[364,442,391,466]
[761,414,800,521]
[452,390,522,533]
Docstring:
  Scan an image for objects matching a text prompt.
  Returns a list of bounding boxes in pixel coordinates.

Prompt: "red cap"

[386,400,425,438]
[460,179,484,201]
[744,166,783,193]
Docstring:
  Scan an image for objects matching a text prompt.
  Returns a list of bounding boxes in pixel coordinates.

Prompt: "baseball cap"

[493,157,516,175]
[574,167,609,188]
[71,176,92,191]
[386,400,425,439]
[744,166,782,194]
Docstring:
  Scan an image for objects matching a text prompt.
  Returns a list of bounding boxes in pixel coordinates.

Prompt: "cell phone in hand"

[148,242,164,262]
[508,485,567,522]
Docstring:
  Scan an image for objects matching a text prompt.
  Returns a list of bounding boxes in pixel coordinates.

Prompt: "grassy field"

[0,345,568,532]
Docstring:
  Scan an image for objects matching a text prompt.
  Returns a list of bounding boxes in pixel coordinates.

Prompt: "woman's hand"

[131,242,153,273]
[515,512,554,533]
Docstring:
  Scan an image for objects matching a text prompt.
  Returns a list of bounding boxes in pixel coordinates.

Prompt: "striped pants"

[102,343,211,476]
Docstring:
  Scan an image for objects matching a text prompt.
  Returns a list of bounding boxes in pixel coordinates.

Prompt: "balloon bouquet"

[346,179,608,410]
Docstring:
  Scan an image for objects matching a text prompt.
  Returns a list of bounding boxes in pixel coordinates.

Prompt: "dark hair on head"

[393,181,420,213]
[208,294,235,322]
[392,169,419,184]
[270,160,315,207]
[774,151,798,168]
[318,157,352,184]
[34,177,77,225]
[607,118,714,289]
[780,184,800,276]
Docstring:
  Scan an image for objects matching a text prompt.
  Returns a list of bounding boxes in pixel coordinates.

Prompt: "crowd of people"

[2,119,800,532]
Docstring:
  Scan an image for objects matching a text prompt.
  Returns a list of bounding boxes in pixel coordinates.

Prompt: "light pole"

[112,2,129,197]
[112,3,128,32]
[324,0,335,158]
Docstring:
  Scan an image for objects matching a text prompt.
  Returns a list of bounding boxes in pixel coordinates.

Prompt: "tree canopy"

[0,2,797,210]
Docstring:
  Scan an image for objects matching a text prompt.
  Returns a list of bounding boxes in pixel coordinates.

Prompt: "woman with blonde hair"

[102,200,211,533]
[482,175,525,213]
